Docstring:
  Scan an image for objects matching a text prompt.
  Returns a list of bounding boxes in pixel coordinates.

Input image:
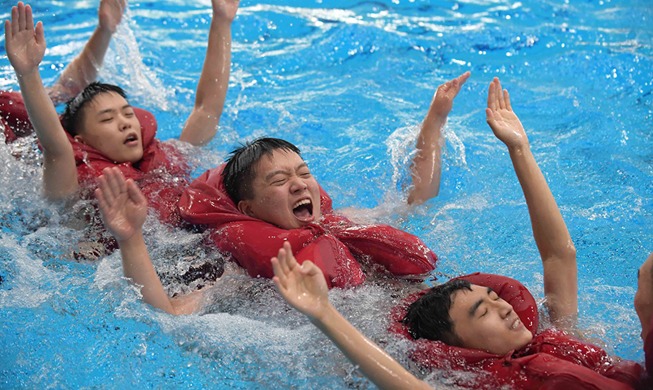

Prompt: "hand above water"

[5,2,46,77]
[95,167,148,243]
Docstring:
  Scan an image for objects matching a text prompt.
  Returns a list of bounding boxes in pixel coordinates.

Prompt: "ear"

[237,200,255,217]
[73,134,86,144]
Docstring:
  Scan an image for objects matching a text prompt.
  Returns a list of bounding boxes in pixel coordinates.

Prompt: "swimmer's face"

[237,149,322,230]
[74,92,143,163]
[634,253,653,341]
[448,284,534,355]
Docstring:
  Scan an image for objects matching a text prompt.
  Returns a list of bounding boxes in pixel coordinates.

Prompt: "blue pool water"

[1,0,652,388]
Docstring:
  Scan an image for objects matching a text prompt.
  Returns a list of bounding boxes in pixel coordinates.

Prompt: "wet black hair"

[61,82,127,136]
[403,279,473,346]
[222,137,302,204]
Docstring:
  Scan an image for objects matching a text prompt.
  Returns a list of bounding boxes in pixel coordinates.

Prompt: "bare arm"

[48,0,127,103]
[178,0,239,146]
[96,167,200,315]
[486,78,577,328]
[5,2,79,200]
[408,71,470,205]
[272,242,432,390]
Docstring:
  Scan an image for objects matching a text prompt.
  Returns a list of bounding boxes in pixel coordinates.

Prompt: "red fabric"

[178,165,437,288]
[1,90,189,226]
[389,273,644,389]
[1,91,31,143]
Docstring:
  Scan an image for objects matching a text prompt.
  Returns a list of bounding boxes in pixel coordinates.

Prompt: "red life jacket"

[389,273,645,389]
[178,165,437,288]
[1,90,189,226]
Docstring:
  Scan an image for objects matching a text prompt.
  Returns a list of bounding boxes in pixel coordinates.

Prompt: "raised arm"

[272,242,432,390]
[178,0,239,146]
[5,2,79,200]
[48,0,127,104]
[486,77,577,328]
[96,167,200,315]
[408,71,470,205]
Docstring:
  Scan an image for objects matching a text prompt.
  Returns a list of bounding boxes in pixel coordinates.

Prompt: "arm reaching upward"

[179,0,239,146]
[96,167,201,315]
[49,0,127,103]
[5,2,79,200]
[272,242,432,390]
[486,77,578,328]
[408,71,470,205]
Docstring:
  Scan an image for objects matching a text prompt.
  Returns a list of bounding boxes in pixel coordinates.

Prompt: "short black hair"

[61,82,127,136]
[222,137,302,204]
[403,279,472,346]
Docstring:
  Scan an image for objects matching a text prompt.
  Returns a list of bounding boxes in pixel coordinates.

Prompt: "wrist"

[116,229,145,247]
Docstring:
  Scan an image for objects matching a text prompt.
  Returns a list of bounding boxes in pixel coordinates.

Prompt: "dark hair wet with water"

[403,278,473,346]
[60,82,127,136]
[222,137,302,204]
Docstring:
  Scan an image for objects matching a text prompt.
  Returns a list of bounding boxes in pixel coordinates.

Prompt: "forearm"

[179,19,232,146]
[312,305,431,390]
[407,111,446,205]
[508,144,577,321]
[49,25,114,103]
[17,70,79,199]
[118,233,176,315]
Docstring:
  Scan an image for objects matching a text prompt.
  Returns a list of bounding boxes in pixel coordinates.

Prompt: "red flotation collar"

[390,273,644,389]
[178,165,437,288]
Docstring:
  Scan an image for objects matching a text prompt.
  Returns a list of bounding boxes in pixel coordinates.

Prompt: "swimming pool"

[1,0,652,388]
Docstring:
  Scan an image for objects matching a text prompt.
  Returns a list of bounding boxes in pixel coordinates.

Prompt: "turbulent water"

[1,0,652,388]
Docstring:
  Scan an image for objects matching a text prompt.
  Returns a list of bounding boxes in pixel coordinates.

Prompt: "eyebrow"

[468,287,494,317]
[264,162,309,181]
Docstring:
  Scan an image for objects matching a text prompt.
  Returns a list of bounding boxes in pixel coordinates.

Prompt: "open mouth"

[124,133,139,145]
[292,198,314,221]
[510,318,523,330]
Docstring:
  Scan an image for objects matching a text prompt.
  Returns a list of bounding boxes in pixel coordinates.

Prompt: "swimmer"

[178,72,470,287]
[271,78,653,389]
[4,0,238,201]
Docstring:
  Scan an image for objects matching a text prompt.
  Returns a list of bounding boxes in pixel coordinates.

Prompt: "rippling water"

[1,0,652,388]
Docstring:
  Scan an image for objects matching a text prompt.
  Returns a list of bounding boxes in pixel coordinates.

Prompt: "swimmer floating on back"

[4,0,238,208]
[271,78,653,389]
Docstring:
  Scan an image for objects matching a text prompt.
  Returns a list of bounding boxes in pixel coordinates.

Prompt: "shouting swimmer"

[177,72,470,287]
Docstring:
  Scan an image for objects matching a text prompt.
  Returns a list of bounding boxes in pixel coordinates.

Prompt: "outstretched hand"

[428,71,470,118]
[95,167,148,243]
[212,0,240,23]
[5,2,46,77]
[98,0,127,33]
[271,242,330,321]
[486,77,528,149]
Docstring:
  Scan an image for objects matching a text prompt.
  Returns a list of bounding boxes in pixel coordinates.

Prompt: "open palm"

[5,2,46,76]
[486,77,528,148]
[95,168,148,242]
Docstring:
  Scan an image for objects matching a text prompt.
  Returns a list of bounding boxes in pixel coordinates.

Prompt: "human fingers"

[271,258,287,289]
[25,2,33,31]
[10,5,18,36]
[126,179,146,205]
[275,245,291,277]
[97,173,117,207]
[17,2,26,32]
[457,71,471,86]
[496,78,506,110]
[503,89,512,112]
[106,167,128,196]
[487,78,498,111]
[282,241,298,270]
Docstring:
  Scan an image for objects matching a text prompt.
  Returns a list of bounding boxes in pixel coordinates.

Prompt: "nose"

[495,300,514,319]
[118,115,132,131]
[289,176,308,193]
